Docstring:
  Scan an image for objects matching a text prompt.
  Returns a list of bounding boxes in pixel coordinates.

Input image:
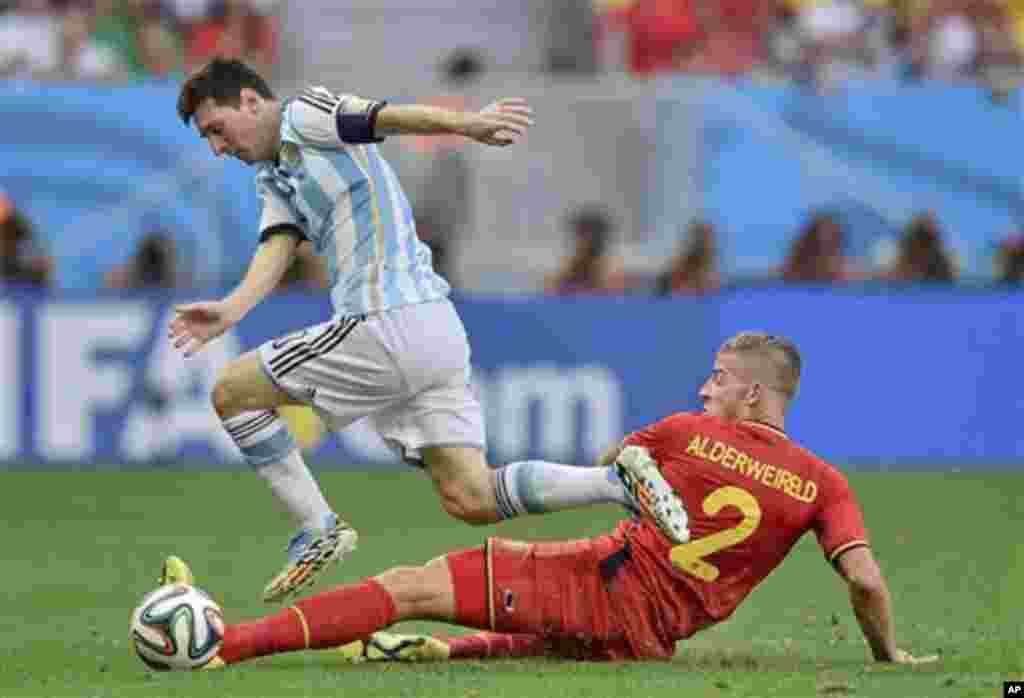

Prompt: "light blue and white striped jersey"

[255,86,450,316]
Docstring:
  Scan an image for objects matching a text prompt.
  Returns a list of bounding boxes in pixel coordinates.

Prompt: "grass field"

[1,469,1021,698]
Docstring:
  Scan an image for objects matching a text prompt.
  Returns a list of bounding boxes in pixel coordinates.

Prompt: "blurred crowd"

[0,0,279,81]
[550,0,1024,92]
[4,1,1024,294]
[544,203,1024,295]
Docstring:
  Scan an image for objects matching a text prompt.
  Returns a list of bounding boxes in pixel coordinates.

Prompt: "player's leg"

[343,631,549,662]
[420,445,639,524]
[213,350,335,534]
[241,314,415,602]
[211,551,474,666]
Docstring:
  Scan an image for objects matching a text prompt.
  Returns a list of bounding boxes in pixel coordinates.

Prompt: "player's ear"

[745,382,762,406]
[240,88,261,113]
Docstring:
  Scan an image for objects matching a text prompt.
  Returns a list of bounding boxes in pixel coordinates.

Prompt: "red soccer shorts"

[468,534,697,660]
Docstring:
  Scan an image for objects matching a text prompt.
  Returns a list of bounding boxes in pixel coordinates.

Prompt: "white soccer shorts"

[258,299,485,464]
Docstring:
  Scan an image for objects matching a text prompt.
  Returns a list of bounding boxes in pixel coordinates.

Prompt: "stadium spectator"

[994,234,1024,284]
[88,0,183,80]
[60,1,127,80]
[184,0,278,77]
[545,205,627,294]
[617,0,702,78]
[880,211,957,282]
[0,0,62,78]
[0,192,53,286]
[545,0,599,74]
[154,332,938,669]
[654,220,720,295]
[403,49,483,288]
[104,231,180,288]
[904,0,1016,81]
[786,0,881,88]
[129,0,184,79]
[683,0,778,77]
[781,212,860,283]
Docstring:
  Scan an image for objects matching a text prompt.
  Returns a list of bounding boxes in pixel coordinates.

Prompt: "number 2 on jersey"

[670,486,762,582]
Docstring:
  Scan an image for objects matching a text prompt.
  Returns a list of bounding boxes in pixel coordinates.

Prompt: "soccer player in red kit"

[153,332,937,667]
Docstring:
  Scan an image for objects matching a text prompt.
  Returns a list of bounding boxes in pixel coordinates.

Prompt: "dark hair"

[567,205,612,259]
[656,220,717,295]
[900,213,955,281]
[997,236,1024,284]
[783,213,844,282]
[133,234,176,287]
[177,57,275,126]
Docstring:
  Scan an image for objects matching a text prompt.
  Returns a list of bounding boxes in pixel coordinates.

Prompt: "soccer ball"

[129,584,224,671]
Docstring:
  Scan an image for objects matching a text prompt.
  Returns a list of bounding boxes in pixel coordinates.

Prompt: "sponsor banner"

[1,289,1021,468]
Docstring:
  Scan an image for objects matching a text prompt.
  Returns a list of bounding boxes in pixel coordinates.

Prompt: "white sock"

[493,460,629,519]
[254,449,332,530]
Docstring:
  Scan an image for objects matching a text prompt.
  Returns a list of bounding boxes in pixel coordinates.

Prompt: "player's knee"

[437,482,494,526]
[375,564,445,614]
[210,377,239,418]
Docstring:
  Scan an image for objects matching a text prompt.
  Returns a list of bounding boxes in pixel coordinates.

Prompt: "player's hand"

[168,300,241,357]
[889,649,939,665]
[463,98,534,146]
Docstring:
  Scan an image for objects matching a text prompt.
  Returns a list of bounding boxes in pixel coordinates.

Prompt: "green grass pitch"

[1,469,1021,697]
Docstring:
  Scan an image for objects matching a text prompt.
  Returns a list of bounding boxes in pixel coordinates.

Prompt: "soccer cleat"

[614,445,690,544]
[335,632,450,663]
[263,512,358,603]
[158,555,195,586]
[154,555,225,670]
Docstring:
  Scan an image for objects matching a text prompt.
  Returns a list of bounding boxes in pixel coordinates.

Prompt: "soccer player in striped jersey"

[168,58,688,603]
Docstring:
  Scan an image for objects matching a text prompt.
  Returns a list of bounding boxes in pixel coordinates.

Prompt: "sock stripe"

[289,606,311,650]
[228,411,278,442]
[493,468,519,520]
[226,410,274,435]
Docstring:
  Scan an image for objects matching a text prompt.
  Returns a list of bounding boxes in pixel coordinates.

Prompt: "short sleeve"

[287,89,344,148]
[257,180,301,239]
[813,469,869,563]
[288,86,387,147]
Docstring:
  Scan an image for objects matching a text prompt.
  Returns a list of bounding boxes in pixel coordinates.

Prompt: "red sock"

[448,632,549,659]
[219,580,397,664]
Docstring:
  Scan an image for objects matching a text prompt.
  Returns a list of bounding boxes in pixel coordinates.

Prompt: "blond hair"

[720,332,802,400]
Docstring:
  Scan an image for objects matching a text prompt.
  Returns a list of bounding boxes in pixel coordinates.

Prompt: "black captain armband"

[259,224,307,244]
[335,95,387,144]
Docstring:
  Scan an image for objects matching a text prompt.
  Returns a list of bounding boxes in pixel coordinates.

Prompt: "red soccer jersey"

[619,412,868,634]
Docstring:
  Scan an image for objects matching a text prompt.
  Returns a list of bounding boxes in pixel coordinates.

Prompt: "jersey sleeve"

[812,468,869,564]
[257,180,305,243]
[288,86,386,147]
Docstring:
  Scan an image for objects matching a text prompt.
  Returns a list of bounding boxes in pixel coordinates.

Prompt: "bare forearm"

[224,236,298,317]
[849,583,898,661]
[375,104,468,136]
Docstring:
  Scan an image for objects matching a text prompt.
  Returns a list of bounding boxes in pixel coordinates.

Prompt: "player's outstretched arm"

[169,234,299,356]
[836,547,938,664]
[375,99,534,146]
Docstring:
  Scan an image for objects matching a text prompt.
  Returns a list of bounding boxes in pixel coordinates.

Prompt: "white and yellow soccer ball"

[129,584,224,671]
